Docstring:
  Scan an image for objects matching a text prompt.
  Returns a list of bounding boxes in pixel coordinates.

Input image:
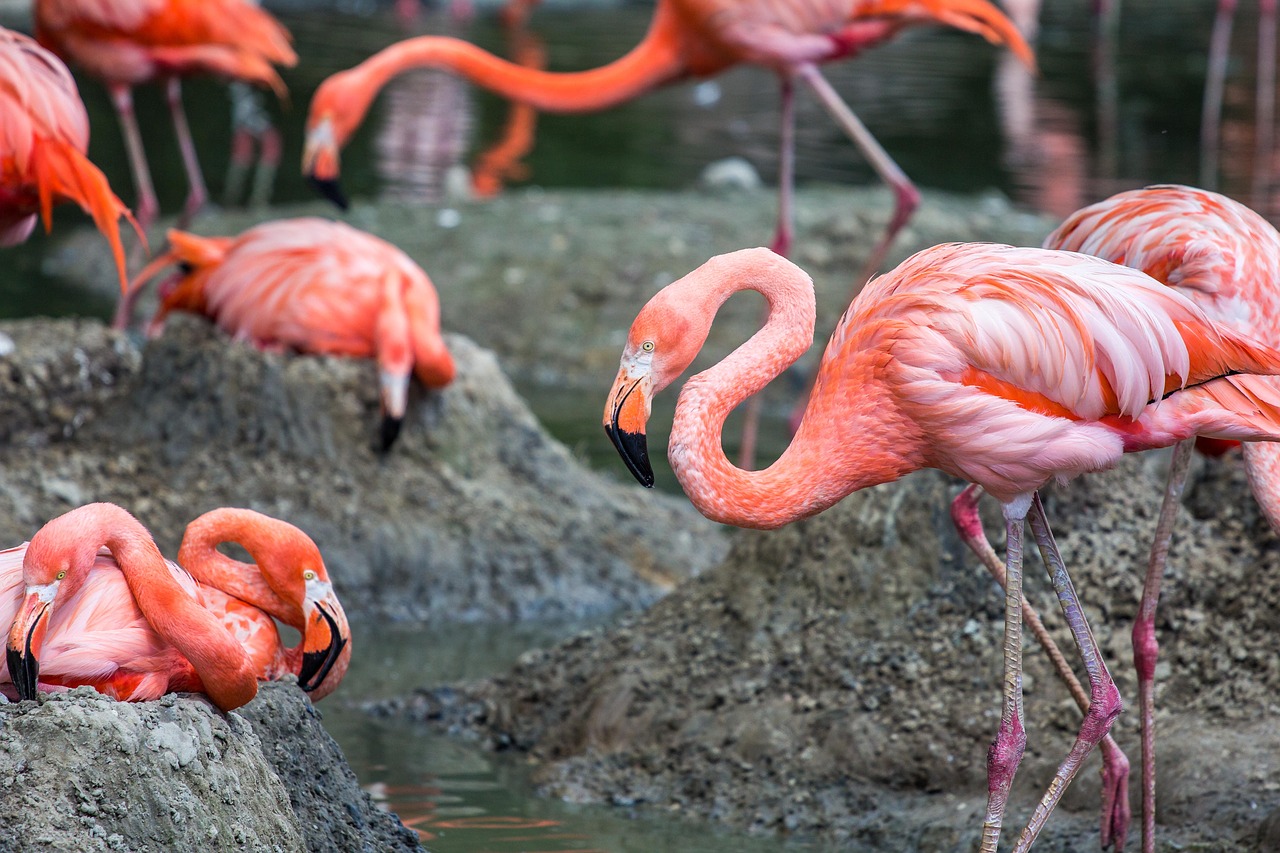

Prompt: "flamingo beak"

[6,584,56,701]
[378,370,410,453]
[297,589,350,695]
[604,368,654,488]
[302,119,349,211]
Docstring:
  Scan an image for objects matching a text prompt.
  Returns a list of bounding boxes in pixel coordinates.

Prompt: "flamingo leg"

[951,485,1132,850]
[979,495,1030,853]
[107,83,159,230]
[166,78,209,227]
[1133,439,1193,853]
[1254,0,1277,209]
[795,63,920,292]
[248,125,282,209]
[1200,0,1239,189]
[1013,494,1123,852]
[737,73,798,471]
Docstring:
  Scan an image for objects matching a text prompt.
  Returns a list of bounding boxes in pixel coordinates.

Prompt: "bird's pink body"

[0,26,134,286]
[1046,184,1280,525]
[134,217,455,447]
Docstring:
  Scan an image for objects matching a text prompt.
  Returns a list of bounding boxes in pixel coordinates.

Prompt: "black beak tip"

[297,603,348,693]
[605,423,655,488]
[378,415,403,453]
[7,645,38,701]
[306,175,349,211]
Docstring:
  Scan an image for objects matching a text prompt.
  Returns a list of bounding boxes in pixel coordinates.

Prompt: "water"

[6,0,1280,847]
[323,619,839,851]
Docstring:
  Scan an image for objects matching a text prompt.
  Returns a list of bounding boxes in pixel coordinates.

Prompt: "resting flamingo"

[179,507,351,701]
[3,503,259,712]
[130,218,456,450]
[303,0,1033,271]
[33,0,296,229]
[603,244,1280,851]
[0,26,137,290]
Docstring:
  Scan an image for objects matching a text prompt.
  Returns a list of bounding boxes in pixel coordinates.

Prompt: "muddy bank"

[0,682,420,852]
[0,315,723,621]
[377,451,1280,851]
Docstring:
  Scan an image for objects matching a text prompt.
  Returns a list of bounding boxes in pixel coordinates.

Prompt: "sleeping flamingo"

[303,0,1033,272]
[33,0,296,229]
[1,505,351,705]
[603,244,1280,851]
[0,26,137,290]
[4,503,259,712]
[179,507,351,701]
[129,217,456,451]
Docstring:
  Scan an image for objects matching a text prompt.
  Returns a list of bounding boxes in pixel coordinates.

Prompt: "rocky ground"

[0,682,421,852]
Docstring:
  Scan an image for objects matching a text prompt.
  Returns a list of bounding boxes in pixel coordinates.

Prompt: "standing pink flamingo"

[129,218,456,450]
[0,26,137,290]
[1033,183,1280,853]
[603,244,1280,851]
[179,508,351,700]
[33,0,297,229]
[303,0,1032,270]
[4,503,259,712]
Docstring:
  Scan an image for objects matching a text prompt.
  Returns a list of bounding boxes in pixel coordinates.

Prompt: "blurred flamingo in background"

[604,243,1280,851]
[3,503,259,712]
[33,0,296,230]
[0,27,137,291]
[304,0,1033,269]
[130,218,456,451]
[179,508,351,700]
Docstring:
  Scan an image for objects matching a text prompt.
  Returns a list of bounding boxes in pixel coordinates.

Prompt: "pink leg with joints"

[952,485,1131,851]
[108,83,159,230]
[1133,438,1193,853]
[1013,493,1123,852]
[166,78,208,227]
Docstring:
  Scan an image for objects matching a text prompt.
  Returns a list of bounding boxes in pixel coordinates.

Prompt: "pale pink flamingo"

[0,26,138,290]
[4,503,259,712]
[33,0,297,229]
[603,244,1280,851]
[129,218,456,450]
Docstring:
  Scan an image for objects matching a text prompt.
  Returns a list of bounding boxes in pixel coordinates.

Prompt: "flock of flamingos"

[2,0,1280,851]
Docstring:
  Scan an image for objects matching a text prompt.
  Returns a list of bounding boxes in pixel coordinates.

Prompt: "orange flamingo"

[303,0,1033,270]
[179,507,351,701]
[603,244,1280,851]
[1033,183,1280,853]
[33,0,296,229]
[130,217,456,450]
[4,503,259,712]
[0,26,137,290]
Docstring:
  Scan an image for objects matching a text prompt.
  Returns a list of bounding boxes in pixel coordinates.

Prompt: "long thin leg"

[1201,0,1239,190]
[1134,439,1193,853]
[108,84,159,230]
[166,78,209,227]
[1014,494,1123,852]
[952,485,1131,850]
[795,63,920,292]
[980,495,1032,853]
[737,75,797,471]
[1254,0,1277,209]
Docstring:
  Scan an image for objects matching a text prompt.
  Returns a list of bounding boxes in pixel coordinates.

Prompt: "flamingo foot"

[1098,737,1132,852]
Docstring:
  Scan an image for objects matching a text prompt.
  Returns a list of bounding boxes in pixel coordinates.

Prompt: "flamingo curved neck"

[180,518,298,627]
[350,7,690,117]
[668,263,923,530]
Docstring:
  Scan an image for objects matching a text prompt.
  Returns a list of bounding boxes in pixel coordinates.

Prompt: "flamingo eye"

[641,340,654,352]
[55,571,66,579]
[303,570,317,581]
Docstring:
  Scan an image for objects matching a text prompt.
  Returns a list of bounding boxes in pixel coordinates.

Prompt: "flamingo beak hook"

[307,175,349,211]
[297,598,348,694]
[604,372,655,488]
[6,588,54,701]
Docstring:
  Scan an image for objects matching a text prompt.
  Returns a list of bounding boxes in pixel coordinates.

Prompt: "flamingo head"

[6,508,113,699]
[603,263,727,487]
[302,72,366,211]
